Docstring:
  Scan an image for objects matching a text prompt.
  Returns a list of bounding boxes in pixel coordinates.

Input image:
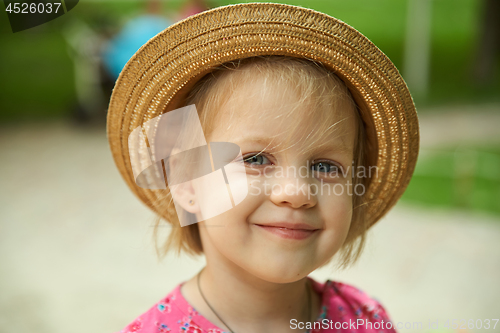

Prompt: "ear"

[167,150,200,214]
[171,180,200,214]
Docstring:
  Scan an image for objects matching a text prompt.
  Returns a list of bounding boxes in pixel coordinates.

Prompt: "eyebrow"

[308,140,352,157]
[231,135,352,156]
[230,136,277,154]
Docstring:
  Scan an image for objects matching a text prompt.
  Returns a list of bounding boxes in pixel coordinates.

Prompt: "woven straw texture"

[106,2,419,228]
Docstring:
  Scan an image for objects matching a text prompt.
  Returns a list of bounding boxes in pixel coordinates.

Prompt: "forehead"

[208,71,358,154]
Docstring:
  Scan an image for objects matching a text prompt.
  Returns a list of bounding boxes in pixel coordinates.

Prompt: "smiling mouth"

[254,224,319,240]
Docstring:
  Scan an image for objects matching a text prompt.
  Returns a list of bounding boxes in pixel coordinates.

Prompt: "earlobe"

[170,181,200,214]
[167,148,200,214]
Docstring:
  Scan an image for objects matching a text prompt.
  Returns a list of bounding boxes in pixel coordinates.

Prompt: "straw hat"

[107,2,419,228]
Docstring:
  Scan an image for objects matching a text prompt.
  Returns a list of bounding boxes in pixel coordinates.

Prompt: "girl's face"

[191,77,357,283]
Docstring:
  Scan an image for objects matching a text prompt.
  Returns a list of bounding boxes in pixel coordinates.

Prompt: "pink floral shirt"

[118,277,397,333]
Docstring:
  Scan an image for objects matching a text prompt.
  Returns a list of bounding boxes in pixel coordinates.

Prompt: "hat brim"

[107,2,419,227]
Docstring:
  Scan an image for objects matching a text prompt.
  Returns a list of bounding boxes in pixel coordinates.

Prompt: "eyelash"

[243,153,271,166]
[242,153,344,175]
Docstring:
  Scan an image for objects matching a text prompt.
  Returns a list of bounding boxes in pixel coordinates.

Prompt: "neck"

[182,261,315,333]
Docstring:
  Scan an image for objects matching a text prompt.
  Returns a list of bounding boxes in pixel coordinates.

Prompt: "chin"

[242,255,318,284]
[256,268,311,284]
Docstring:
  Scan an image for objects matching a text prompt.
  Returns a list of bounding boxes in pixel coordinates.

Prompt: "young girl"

[107,3,419,333]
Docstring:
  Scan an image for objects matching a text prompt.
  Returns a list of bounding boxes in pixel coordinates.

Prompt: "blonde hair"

[153,56,370,268]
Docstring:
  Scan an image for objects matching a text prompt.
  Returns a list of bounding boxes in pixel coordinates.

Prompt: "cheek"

[322,178,354,216]
[191,158,258,223]
[197,182,264,247]
[317,190,353,253]
[326,194,353,227]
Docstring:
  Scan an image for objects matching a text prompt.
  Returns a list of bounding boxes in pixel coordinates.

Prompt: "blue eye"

[311,161,340,174]
[243,154,270,166]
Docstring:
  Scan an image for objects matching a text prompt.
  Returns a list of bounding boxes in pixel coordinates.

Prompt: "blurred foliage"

[0,17,74,121]
[401,146,500,215]
[1,0,499,123]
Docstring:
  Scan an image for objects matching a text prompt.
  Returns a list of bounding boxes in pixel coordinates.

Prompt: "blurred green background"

[2,0,499,121]
[406,145,500,215]
[0,0,499,216]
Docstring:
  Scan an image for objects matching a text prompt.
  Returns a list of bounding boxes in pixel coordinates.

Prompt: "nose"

[269,173,317,209]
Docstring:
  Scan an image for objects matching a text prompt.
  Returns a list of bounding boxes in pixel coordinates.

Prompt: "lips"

[254,222,320,240]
